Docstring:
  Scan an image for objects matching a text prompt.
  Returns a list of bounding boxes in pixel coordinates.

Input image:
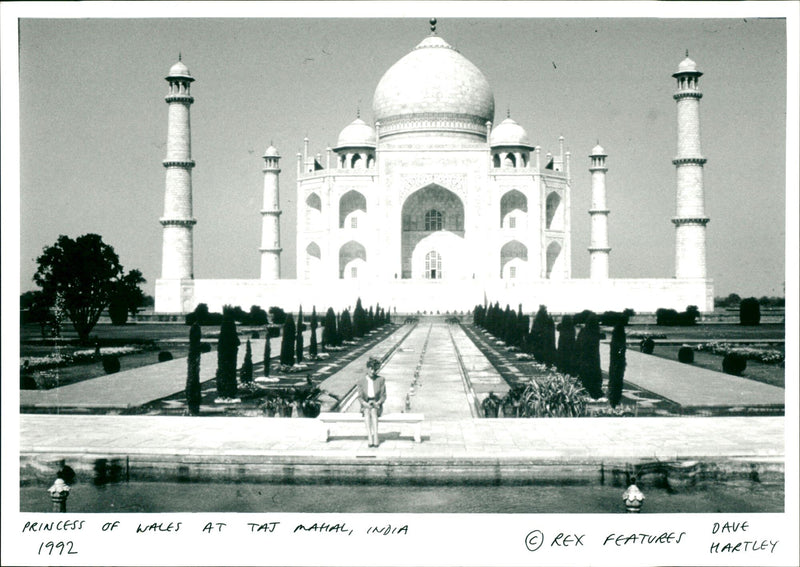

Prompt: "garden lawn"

[647,344,784,389]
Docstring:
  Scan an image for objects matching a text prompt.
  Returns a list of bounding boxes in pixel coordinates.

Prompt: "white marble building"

[155,27,713,315]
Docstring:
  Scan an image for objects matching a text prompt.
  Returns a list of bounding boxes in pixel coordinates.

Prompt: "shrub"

[520,373,589,417]
[607,323,626,408]
[740,297,761,326]
[108,296,129,325]
[186,322,202,415]
[640,337,655,354]
[200,343,211,353]
[263,331,271,377]
[21,373,38,390]
[572,309,596,326]
[722,353,747,376]
[158,351,173,362]
[600,311,631,327]
[656,308,679,326]
[102,355,120,374]
[678,346,694,364]
[248,305,268,326]
[251,331,260,339]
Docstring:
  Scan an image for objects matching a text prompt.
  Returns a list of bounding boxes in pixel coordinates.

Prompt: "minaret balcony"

[671,217,710,226]
[673,91,703,101]
[165,94,195,104]
[163,159,196,168]
[160,218,197,227]
[672,157,707,166]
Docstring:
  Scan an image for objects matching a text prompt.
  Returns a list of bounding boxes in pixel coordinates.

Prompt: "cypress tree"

[263,327,271,377]
[607,323,627,407]
[240,339,253,383]
[322,307,338,348]
[216,316,240,399]
[577,314,603,399]
[309,307,318,358]
[368,306,375,331]
[186,322,202,415]
[740,297,761,326]
[531,305,549,363]
[340,309,353,342]
[556,315,576,376]
[353,298,366,337]
[280,314,296,367]
[544,312,557,366]
[295,306,305,364]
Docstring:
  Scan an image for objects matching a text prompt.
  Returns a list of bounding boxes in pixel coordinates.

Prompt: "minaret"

[672,52,709,279]
[588,144,610,279]
[160,56,196,281]
[260,145,282,279]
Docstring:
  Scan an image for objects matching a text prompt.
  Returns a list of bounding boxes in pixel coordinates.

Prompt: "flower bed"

[21,346,145,370]
[694,342,784,366]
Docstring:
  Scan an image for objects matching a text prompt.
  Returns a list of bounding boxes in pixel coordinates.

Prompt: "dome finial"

[357,99,361,119]
[507,105,511,119]
[178,52,182,62]
[685,49,689,57]
[430,18,437,34]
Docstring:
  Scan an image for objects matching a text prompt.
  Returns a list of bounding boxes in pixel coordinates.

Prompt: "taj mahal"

[155,21,713,314]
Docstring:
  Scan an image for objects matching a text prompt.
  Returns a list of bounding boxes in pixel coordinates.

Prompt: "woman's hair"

[366,357,381,371]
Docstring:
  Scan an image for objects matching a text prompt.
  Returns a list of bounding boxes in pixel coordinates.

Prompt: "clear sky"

[8,6,793,299]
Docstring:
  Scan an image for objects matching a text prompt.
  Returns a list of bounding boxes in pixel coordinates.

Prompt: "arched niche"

[305,242,322,279]
[500,189,528,228]
[401,184,465,278]
[546,191,563,230]
[339,240,366,278]
[305,192,322,228]
[339,190,367,228]
[546,241,563,279]
[500,240,528,278]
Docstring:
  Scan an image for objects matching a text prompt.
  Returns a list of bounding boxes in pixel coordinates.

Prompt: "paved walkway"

[20,330,318,409]
[600,345,785,408]
[19,413,783,464]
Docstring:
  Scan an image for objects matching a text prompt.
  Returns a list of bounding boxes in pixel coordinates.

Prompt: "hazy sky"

[7,6,794,299]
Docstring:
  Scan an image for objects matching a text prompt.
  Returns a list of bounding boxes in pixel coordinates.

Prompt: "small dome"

[490,117,532,148]
[676,55,700,74]
[591,143,606,155]
[168,59,192,78]
[263,145,280,157]
[335,118,376,149]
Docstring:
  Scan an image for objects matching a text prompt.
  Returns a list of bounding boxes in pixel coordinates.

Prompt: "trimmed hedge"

[200,343,212,353]
[158,351,173,362]
[102,355,120,374]
[678,346,694,364]
[640,337,655,354]
[722,353,747,376]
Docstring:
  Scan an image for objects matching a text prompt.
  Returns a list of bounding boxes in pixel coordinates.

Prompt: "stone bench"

[318,412,424,443]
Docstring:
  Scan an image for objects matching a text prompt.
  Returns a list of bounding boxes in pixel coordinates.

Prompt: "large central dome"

[372,35,495,141]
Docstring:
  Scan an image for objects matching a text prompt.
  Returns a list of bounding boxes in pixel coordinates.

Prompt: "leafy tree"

[295,307,305,364]
[249,305,268,326]
[240,339,253,383]
[20,290,55,333]
[556,315,576,376]
[108,269,147,325]
[216,316,240,398]
[269,306,287,325]
[34,233,125,343]
[309,307,318,358]
[186,322,202,415]
[322,307,339,348]
[607,323,626,408]
[576,314,603,399]
[280,314,296,366]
